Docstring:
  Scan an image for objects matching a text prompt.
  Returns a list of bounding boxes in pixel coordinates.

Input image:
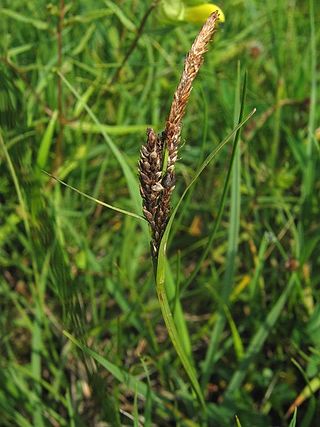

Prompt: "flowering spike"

[139,12,219,258]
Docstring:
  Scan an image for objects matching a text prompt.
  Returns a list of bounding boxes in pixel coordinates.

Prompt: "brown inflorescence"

[139,11,220,258]
[139,128,165,256]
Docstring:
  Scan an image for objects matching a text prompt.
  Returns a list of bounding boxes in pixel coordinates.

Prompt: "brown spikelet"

[139,11,220,259]
[139,128,165,256]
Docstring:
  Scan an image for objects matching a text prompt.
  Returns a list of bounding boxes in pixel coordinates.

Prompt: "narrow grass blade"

[133,387,139,427]
[205,284,244,361]
[184,72,248,293]
[72,24,96,56]
[144,388,152,427]
[31,301,45,427]
[104,0,136,31]
[286,359,319,420]
[73,82,97,116]
[140,358,153,427]
[63,330,158,401]
[42,170,146,221]
[8,43,33,57]
[249,233,269,298]
[0,405,34,427]
[226,274,297,395]
[64,330,196,422]
[58,72,143,216]
[299,0,318,263]
[68,121,150,136]
[66,390,76,427]
[156,109,255,407]
[165,259,192,358]
[289,408,297,427]
[106,279,144,332]
[37,110,58,169]
[302,0,317,201]
[269,78,285,169]
[201,68,247,387]
[65,9,113,25]
[156,258,205,407]
[0,8,48,30]
[0,133,48,409]
[223,304,244,361]
[0,130,31,239]
[11,363,68,407]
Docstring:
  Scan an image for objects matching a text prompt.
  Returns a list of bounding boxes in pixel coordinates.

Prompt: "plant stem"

[54,0,65,170]
[110,0,160,85]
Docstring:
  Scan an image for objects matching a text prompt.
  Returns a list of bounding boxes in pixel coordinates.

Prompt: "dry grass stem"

[139,11,220,258]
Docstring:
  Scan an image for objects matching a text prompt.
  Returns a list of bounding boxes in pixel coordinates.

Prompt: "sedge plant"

[138,10,255,409]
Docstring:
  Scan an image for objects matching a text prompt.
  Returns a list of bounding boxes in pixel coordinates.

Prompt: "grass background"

[0,0,319,425]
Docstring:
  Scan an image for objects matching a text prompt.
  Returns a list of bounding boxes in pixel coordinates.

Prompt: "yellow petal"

[183,4,225,24]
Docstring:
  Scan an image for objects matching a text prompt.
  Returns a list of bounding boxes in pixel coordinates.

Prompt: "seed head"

[139,11,220,258]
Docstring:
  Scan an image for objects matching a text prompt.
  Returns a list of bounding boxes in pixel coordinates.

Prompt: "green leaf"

[0,8,48,30]
[226,274,298,395]
[68,120,150,136]
[201,68,247,387]
[289,408,297,427]
[104,0,136,31]
[63,331,158,401]
[37,111,58,169]
[183,71,247,293]
[156,109,255,407]
[165,259,192,358]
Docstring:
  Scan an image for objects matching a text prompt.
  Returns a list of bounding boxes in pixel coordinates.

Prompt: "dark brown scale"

[162,172,176,189]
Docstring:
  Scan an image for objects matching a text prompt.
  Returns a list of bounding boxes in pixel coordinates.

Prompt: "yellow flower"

[156,1,225,25]
[184,4,225,24]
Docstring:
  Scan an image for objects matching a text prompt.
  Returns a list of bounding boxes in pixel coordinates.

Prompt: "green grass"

[0,0,319,425]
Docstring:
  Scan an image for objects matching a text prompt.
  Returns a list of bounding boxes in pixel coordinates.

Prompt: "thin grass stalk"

[54,0,65,170]
[110,0,160,84]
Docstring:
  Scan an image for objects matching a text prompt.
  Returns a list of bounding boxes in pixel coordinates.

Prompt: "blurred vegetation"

[0,0,319,426]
